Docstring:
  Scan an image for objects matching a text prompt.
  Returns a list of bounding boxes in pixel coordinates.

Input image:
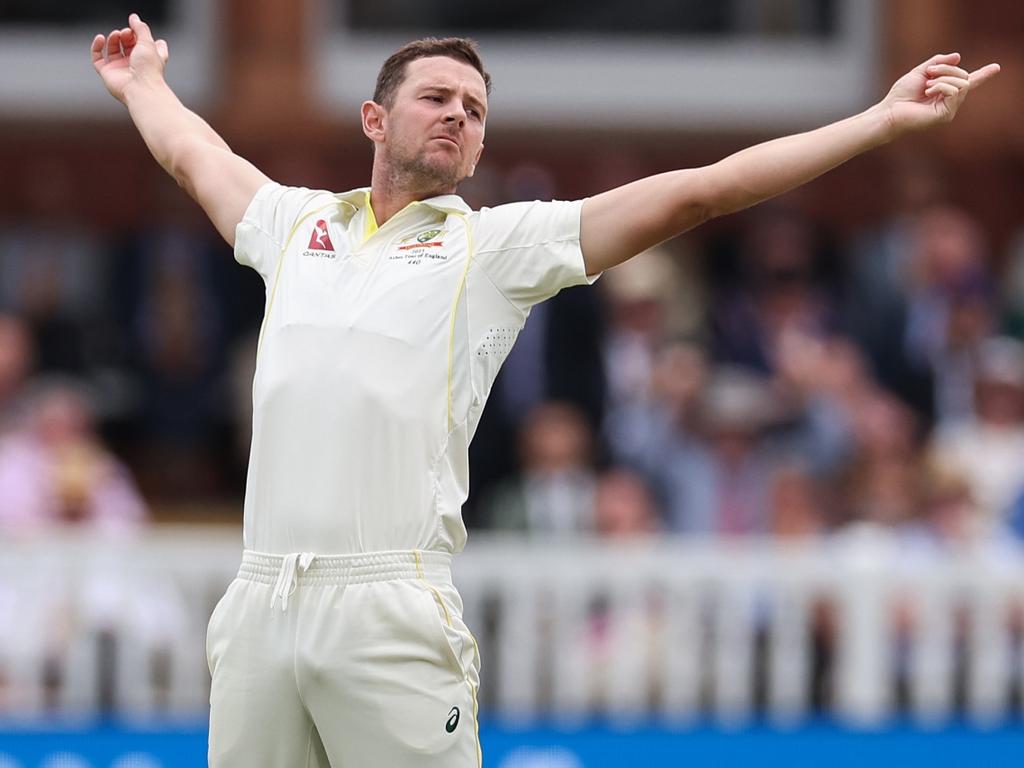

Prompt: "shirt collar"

[335,188,472,217]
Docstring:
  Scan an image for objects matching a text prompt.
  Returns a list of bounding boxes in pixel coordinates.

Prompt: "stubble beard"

[387,143,463,196]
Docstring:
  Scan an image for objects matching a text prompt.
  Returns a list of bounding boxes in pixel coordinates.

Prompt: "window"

[0,0,215,117]
[317,0,877,130]
[345,0,840,38]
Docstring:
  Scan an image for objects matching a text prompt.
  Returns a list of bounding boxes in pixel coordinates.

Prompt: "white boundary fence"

[1,526,1022,726]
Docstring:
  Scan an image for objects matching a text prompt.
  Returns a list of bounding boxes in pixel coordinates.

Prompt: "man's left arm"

[580,53,1000,275]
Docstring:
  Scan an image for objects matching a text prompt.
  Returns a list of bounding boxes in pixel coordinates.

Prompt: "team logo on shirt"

[390,228,449,264]
[416,228,443,244]
[303,219,337,258]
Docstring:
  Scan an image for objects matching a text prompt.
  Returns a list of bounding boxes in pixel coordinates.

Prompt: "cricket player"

[91,12,998,767]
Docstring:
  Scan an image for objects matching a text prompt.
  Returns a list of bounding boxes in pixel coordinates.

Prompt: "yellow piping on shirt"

[446,214,476,432]
[256,202,342,361]
[363,195,379,243]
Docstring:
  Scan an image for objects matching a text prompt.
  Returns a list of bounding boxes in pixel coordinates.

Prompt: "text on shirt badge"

[388,228,450,265]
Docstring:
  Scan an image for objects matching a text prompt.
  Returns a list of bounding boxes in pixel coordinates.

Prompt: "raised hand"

[882,52,1000,136]
[91,13,169,104]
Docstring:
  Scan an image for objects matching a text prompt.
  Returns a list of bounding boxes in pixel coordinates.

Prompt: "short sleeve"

[471,199,599,312]
[233,182,335,281]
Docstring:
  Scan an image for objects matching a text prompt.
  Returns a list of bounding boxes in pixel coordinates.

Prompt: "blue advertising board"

[2,719,1023,767]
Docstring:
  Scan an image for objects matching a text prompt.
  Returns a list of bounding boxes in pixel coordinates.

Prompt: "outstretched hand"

[883,53,1000,136]
[91,13,169,104]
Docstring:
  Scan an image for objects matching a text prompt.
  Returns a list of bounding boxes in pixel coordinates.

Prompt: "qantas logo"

[308,220,335,250]
[303,220,337,258]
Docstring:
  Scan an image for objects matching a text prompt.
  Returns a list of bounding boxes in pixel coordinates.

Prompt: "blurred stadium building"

[1,1,1024,766]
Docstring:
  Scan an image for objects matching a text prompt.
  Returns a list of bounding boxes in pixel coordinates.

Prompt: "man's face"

[374,56,487,192]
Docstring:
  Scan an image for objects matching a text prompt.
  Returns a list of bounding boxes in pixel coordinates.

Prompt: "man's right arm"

[92,14,268,247]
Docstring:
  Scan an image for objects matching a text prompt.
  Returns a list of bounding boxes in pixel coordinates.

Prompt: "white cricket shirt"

[234,183,597,555]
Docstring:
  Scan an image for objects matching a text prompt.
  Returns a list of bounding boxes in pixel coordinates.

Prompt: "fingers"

[912,53,961,83]
[128,13,155,43]
[105,28,124,61]
[925,82,959,100]
[120,26,136,53]
[90,34,106,68]
[93,15,165,73]
[926,64,969,80]
[924,52,961,70]
[968,63,1001,90]
[925,75,969,98]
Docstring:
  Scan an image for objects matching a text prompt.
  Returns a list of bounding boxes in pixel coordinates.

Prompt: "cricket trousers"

[206,549,481,767]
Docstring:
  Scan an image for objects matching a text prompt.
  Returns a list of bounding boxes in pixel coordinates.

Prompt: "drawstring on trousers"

[270,552,316,612]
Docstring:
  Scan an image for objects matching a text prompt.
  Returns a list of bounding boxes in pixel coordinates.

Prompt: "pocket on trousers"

[415,584,472,680]
[206,578,238,673]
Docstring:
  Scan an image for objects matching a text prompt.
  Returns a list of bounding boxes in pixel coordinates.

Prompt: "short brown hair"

[373,37,492,108]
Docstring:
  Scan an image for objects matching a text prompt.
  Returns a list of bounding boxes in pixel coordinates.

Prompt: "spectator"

[918,459,983,550]
[601,248,685,410]
[481,401,596,534]
[852,204,993,424]
[904,206,995,424]
[0,161,108,375]
[0,314,34,429]
[620,363,784,537]
[999,227,1024,341]
[844,155,949,416]
[928,336,1024,532]
[835,390,922,531]
[605,336,708,468]
[769,462,825,539]
[710,205,841,376]
[466,163,606,527]
[774,329,874,478]
[593,468,661,537]
[113,177,232,499]
[0,379,147,532]
[689,367,785,536]
[845,155,947,343]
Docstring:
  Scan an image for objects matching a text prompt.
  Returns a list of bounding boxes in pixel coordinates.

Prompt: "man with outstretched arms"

[92,12,998,767]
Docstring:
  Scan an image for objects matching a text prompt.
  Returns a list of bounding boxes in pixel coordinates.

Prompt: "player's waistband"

[241,549,454,612]
[238,548,452,587]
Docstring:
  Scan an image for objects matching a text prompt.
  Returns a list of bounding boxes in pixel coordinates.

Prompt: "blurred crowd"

[463,156,1024,558]
[1,154,1024,557]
